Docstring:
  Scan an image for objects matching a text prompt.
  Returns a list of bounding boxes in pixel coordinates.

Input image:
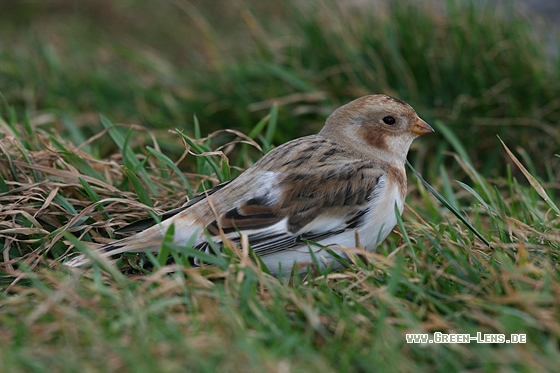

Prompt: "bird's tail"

[64,225,167,268]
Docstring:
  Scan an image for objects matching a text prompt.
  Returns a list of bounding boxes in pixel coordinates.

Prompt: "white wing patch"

[247,171,282,204]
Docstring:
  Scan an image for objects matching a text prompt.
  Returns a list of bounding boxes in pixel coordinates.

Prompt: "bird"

[65,94,434,276]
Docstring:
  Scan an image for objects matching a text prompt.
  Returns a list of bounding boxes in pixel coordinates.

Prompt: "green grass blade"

[455,180,499,216]
[78,176,110,221]
[122,165,154,208]
[62,231,126,284]
[500,137,560,217]
[156,222,174,267]
[100,115,158,194]
[406,159,490,246]
[263,104,278,152]
[61,152,106,182]
[146,146,193,198]
[53,194,77,215]
[0,172,8,193]
[433,120,495,206]
[177,130,226,182]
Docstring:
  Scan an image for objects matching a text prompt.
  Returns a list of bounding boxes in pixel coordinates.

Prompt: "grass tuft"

[1,0,560,371]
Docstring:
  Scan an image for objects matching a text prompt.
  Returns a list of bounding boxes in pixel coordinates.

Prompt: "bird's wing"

[202,159,387,257]
[115,180,232,233]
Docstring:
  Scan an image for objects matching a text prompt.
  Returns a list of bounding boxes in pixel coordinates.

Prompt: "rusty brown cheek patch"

[357,125,390,152]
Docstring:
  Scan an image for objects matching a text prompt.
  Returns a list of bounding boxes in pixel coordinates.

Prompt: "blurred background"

[1,0,559,181]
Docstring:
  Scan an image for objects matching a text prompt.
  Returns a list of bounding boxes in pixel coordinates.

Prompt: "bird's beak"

[412,118,435,136]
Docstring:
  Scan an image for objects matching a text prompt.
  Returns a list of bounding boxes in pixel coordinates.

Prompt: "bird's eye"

[382,116,396,125]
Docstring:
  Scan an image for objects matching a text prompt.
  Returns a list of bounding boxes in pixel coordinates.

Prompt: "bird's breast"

[358,174,405,250]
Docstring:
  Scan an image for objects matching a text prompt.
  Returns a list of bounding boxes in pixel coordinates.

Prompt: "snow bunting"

[66,94,434,276]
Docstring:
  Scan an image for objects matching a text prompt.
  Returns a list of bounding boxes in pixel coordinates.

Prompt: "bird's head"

[319,94,434,163]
